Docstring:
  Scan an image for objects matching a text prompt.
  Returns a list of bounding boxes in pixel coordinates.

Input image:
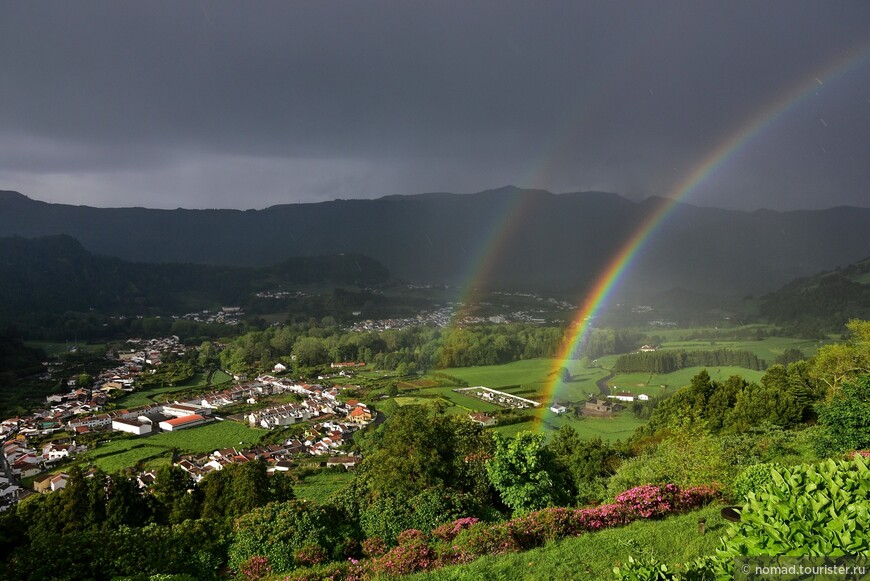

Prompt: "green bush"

[729,463,775,503]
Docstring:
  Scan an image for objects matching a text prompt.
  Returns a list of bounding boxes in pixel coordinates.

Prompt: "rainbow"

[450,187,533,324]
[536,42,870,417]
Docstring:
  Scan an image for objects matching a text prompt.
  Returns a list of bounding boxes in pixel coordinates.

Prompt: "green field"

[655,336,828,362]
[436,359,609,403]
[409,503,727,581]
[605,366,766,396]
[115,369,233,408]
[293,470,354,504]
[489,410,645,443]
[81,420,267,472]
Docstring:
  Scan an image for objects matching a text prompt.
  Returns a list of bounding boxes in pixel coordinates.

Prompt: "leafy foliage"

[717,457,870,563]
[813,375,870,455]
[486,431,566,515]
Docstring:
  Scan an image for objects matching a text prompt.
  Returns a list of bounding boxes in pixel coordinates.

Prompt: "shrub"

[360,537,386,558]
[729,463,775,502]
[367,529,435,577]
[293,544,327,567]
[431,517,480,542]
[452,522,521,557]
[238,556,271,581]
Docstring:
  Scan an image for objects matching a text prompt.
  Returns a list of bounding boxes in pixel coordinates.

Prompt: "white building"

[112,418,153,435]
[159,414,208,432]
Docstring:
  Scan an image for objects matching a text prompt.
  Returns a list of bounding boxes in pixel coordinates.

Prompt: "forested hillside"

[3,188,870,296]
[761,257,870,333]
[0,234,388,317]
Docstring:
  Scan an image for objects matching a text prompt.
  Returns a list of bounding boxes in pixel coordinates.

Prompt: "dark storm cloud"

[0,1,868,209]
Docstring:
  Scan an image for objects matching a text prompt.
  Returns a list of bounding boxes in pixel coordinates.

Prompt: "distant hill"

[2,187,869,296]
[760,256,870,333]
[0,234,389,316]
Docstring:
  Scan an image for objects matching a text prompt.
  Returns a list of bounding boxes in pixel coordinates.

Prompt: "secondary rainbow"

[450,187,533,325]
[537,42,870,417]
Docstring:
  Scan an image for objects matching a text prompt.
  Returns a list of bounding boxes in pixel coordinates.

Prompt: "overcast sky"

[1,1,868,211]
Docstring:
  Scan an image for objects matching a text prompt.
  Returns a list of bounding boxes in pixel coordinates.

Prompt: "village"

[0,336,375,511]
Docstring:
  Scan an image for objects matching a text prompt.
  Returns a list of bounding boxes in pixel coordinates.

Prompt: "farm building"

[112,418,153,435]
[159,414,208,432]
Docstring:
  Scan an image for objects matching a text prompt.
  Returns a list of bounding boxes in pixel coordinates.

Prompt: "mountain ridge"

[2,187,869,297]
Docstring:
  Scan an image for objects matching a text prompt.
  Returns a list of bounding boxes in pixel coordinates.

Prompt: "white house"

[50,473,69,491]
[549,404,568,414]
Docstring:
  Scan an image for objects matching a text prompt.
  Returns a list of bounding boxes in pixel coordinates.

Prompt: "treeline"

[217,324,564,373]
[0,332,46,380]
[613,349,766,374]
[215,324,644,375]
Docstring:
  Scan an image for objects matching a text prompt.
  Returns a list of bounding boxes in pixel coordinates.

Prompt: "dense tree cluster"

[636,363,816,436]
[613,349,766,374]
[0,462,294,580]
[217,323,569,374]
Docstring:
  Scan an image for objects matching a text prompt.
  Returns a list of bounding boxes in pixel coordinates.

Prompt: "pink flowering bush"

[367,528,435,577]
[360,537,387,558]
[615,483,680,517]
[294,544,327,567]
[239,555,271,581]
[431,517,480,542]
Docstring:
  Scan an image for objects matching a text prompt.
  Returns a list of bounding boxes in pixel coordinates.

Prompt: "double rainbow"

[532,42,870,412]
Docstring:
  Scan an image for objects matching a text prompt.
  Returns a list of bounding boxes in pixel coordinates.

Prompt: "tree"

[198,341,220,369]
[811,319,870,397]
[815,374,870,454]
[486,431,563,515]
[549,427,623,504]
[292,336,329,367]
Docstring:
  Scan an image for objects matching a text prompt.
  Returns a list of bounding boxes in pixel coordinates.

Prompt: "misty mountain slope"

[1,188,868,296]
[0,234,389,315]
[760,256,870,330]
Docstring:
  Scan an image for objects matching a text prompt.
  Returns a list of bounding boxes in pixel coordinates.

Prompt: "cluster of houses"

[0,439,90,509]
[347,305,456,332]
[455,386,541,410]
[144,420,365,485]
[582,392,648,415]
[177,307,244,325]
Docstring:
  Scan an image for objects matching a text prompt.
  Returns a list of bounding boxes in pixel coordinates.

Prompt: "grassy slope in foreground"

[408,504,726,581]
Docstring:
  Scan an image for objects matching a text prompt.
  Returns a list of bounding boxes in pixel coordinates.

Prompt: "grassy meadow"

[81,420,266,473]
[114,369,233,408]
[293,470,355,504]
[400,335,789,441]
